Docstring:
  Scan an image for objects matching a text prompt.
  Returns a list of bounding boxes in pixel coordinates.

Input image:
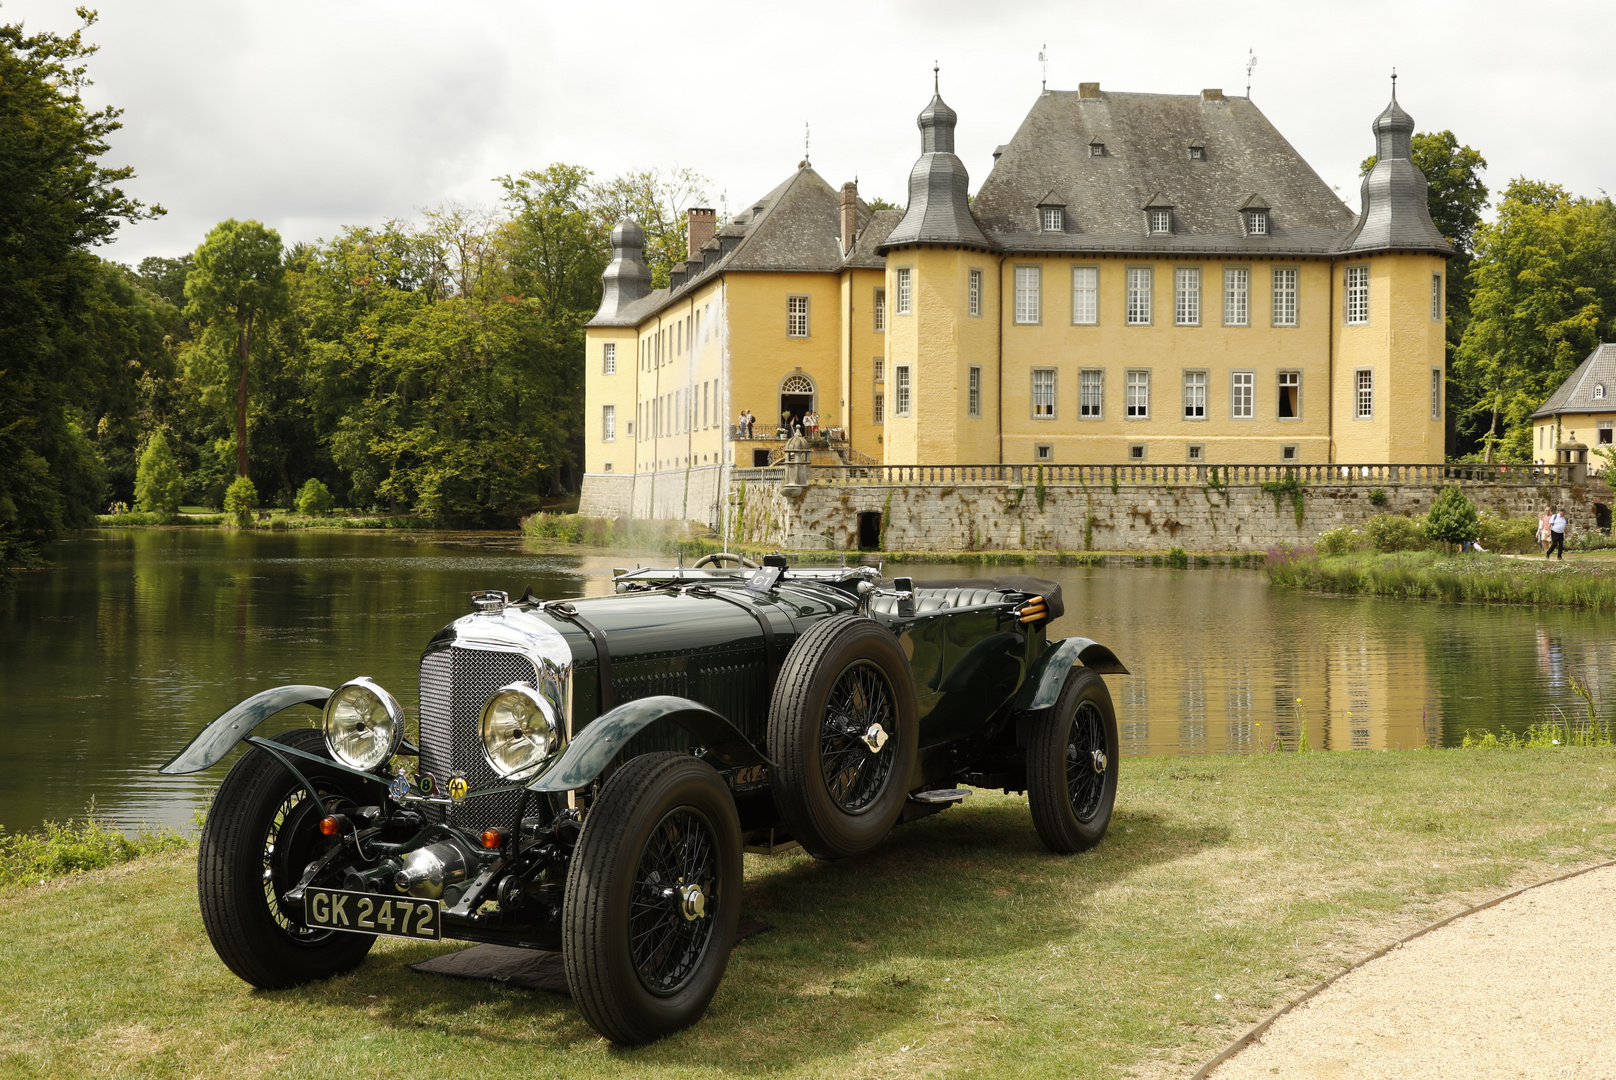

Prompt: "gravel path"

[1206,863,1616,1079]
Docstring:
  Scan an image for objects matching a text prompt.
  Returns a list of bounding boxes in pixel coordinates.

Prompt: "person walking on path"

[1538,506,1553,553]
[1547,507,1568,560]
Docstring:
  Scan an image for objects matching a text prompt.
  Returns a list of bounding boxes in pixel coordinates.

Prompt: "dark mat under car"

[409,920,772,995]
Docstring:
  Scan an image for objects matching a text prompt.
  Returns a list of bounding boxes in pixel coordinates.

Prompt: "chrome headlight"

[322,677,405,771]
[479,683,560,779]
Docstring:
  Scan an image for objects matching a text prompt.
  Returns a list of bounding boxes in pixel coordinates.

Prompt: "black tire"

[1026,667,1120,854]
[197,728,377,988]
[767,614,919,859]
[563,753,743,1044]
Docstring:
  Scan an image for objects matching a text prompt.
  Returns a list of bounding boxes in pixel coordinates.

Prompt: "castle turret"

[881,71,992,250]
[595,219,652,319]
[1339,89,1453,256]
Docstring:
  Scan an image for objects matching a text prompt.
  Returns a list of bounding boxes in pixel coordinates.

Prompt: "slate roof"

[1531,343,1616,418]
[969,89,1356,256]
[881,91,993,251]
[1338,96,1454,256]
[588,165,874,327]
[844,208,903,269]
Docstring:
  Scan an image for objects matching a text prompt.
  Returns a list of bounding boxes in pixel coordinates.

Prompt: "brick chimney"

[840,181,858,254]
[1078,82,1101,99]
[687,207,716,259]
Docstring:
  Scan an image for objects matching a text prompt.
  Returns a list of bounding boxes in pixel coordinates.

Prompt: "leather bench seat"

[867,586,1016,616]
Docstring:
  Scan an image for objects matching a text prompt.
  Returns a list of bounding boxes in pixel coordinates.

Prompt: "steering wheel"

[693,552,761,569]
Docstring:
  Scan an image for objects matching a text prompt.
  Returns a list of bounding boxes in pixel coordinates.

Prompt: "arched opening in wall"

[1596,503,1612,534]
[779,371,815,435]
[857,512,882,551]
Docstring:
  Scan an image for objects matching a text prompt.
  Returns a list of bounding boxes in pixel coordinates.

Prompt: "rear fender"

[526,695,772,794]
[158,685,332,775]
[1012,637,1130,714]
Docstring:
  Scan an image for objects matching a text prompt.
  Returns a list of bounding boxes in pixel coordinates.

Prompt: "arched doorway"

[778,372,815,436]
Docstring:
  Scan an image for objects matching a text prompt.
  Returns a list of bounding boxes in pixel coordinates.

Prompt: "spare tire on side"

[767,614,919,859]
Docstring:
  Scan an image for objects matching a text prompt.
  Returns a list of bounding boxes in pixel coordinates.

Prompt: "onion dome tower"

[1339,84,1453,256]
[881,68,992,250]
[595,218,652,318]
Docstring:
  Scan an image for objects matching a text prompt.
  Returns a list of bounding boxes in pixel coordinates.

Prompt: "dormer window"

[1246,210,1268,235]
[1042,207,1063,232]
[1088,139,1105,158]
[1597,384,1607,400]
[1149,209,1172,235]
[1189,142,1206,161]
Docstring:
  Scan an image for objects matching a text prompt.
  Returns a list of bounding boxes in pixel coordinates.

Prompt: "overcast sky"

[9,0,1614,265]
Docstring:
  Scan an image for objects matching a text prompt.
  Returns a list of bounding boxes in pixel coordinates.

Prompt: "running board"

[908,788,971,805]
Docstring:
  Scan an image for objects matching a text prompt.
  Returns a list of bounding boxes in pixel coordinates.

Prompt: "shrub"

[1317,526,1361,556]
[1424,485,1480,551]
[133,433,183,517]
[1367,488,1388,507]
[1364,513,1425,553]
[295,478,335,517]
[224,476,259,528]
[1476,512,1540,554]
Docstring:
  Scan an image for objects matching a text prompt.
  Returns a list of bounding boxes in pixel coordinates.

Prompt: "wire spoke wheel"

[819,660,896,813]
[628,807,719,996]
[1065,700,1108,823]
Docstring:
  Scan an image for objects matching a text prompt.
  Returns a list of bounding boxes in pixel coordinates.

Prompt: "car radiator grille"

[418,646,534,834]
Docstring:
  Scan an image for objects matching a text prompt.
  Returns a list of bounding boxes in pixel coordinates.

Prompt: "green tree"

[224,475,258,528]
[0,10,160,577]
[295,478,334,516]
[1424,485,1480,551]
[184,220,288,478]
[133,431,182,516]
[1455,181,1616,461]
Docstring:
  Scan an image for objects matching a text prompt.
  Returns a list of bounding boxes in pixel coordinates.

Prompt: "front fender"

[1012,637,1130,714]
[158,685,332,775]
[526,695,773,794]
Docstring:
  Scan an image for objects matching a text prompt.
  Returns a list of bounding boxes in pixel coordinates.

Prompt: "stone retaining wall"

[729,477,1607,553]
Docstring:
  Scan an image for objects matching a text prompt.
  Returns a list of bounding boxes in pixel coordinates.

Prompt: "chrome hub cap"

[1091,748,1108,775]
[862,723,890,754]
[678,882,707,922]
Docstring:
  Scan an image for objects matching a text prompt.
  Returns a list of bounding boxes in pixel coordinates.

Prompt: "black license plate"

[305,887,441,941]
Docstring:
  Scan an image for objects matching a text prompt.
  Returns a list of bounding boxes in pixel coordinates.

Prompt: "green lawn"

[1268,548,1616,608]
[3,749,1613,1079]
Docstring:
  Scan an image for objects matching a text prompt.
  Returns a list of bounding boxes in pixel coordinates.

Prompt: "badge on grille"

[389,769,411,802]
[446,775,468,803]
[417,771,437,797]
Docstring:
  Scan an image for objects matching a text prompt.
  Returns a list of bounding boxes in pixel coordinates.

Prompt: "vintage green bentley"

[162,556,1127,1043]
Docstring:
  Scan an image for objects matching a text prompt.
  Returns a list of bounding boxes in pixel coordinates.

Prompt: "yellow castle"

[582,78,1452,520]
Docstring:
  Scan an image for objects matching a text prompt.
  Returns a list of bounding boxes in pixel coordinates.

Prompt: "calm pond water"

[3,529,1614,836]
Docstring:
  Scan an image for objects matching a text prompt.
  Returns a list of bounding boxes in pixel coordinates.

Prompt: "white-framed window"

[1015,265,1041,324]
[1232,371,1254,419]
[873,358,884,383]
[1432,274,1442,321]
[1183,371,1207,419]
[1080,369,1103,419]
[1599,421,1613,445]
[1032,368,1056,419]
[1187,443,1204,462]
[894,365,911,416]
[602,405,616,442]
[1071,266,1098,325]
[1041,207,1063,232]
[1223,267,1249,326]
[969,269,982,317]
[873,391,884,424]
[787,295,809,337]
[1598,384,1608,400]
[1175,267,1201,326]
[1126,370,1150,418]
[1126,267,1152,325]
[1432,368,1442,419]
[1272,267,1298,327]
[895,268,912,314]
[874,288,886,332]
[602,341,616,374]
[1278,371,1300,419]
[968,365,982,417]
[703,303,710,341]
[1246,210,1267,235]
[1035,444,1053,461]
[1355,368,1374,418]
[1149,209,1172,234]
[1346,265,1370,325]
